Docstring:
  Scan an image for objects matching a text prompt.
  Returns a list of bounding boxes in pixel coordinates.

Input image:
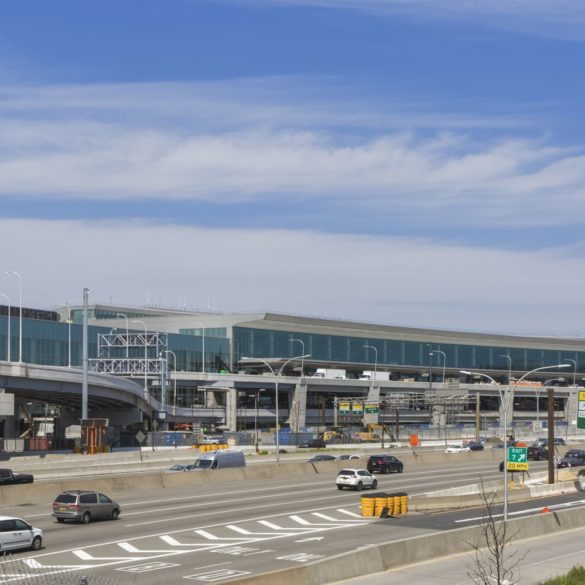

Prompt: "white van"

[192,450,246,470]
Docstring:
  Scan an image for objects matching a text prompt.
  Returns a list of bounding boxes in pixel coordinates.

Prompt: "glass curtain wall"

[0,316,229,372]
[233,326,584,374]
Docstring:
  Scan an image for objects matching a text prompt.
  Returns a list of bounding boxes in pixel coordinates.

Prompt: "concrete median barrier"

[223,499,585,585]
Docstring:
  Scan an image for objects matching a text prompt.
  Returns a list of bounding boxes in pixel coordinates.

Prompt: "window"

[98,494,112,504]
[14,520,29,530]
[0,520,15,532]
[80,493,98,504]
[55,494,77,503]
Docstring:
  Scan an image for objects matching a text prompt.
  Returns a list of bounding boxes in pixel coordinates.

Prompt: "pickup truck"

[0,468,34,485]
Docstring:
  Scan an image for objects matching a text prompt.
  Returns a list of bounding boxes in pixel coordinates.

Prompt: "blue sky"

[1,0,585,335]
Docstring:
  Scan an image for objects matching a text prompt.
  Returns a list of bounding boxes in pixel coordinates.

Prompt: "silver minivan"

[0,516,43,552]
[192,450,246,470]
[52,490,121,524]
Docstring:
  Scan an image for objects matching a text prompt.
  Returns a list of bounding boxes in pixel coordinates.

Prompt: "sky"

[1,0,585,336]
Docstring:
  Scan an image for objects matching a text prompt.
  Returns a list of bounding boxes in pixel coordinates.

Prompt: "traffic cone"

[541,506,551,513]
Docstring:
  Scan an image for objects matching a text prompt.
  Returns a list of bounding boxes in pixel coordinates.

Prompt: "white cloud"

[233,0,585,41]
[2,218,585,336]
[0,81,583,227]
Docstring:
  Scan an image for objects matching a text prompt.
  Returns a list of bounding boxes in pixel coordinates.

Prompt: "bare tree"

[466,478,525,585]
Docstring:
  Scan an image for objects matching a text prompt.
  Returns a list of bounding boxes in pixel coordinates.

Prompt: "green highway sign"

[578,391,585,429]
[507,446,528,471]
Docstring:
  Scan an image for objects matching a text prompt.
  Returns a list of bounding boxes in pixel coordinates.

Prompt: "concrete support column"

[288,381,307,432]
[566,388,578,427]
[226,386,237,432]
[363,384,380,425]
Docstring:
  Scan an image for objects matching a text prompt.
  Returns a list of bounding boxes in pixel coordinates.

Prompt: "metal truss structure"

[89,331,168,378]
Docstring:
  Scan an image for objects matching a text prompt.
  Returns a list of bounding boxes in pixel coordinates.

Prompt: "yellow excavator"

[367,423,395,443]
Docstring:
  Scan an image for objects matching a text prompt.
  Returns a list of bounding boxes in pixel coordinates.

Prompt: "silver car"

[336,468,377,491]
[0,516,43,552]
[52,490,121,524]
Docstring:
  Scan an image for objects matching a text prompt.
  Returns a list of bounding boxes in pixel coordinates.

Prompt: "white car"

[445,444,470,453]
[0,516,43,552]
[336,468,377,491]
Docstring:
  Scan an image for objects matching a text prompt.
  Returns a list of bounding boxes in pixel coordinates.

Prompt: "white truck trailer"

[359,370,390,381]
[311,368,346,379]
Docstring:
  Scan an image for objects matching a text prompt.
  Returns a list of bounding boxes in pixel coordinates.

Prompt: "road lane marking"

[11,505,373,565]
[337,509,364,518]
[276,552,324,563]
[116,561,180,573]
[312,512,339,521]
[184,568,250,582]
[257,520,306,530]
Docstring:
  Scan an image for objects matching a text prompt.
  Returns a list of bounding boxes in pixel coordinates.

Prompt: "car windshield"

[338,469,354,475]
[193,459,213,469]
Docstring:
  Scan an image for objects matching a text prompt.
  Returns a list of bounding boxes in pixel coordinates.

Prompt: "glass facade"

[233,326,583,374]
[0,316,229,371]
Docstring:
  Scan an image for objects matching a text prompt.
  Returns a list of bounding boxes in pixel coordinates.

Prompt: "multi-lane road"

[0,458,576,584]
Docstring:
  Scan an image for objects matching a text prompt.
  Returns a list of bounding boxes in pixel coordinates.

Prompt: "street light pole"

[0,293,11,362]
[132,320,149,401]
[564,359,577,386]
[289,338,305,378]
[117,313,129,358]
[63,303,72,367]
[241,354,311,463]
[5,271,22,363]
[499,354,512,384]
[460,363,571,521]
[160,350,178,447]
[254,389,266,453]
[433,349,446,382]
[362,345,378,379]
[193,322,206,373]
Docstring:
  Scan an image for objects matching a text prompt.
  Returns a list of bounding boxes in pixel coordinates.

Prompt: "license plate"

[59,507,68,511]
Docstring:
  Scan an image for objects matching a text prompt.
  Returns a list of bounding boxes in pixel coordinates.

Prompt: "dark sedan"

[308,454,336,462]
[467,441,484,451]
[558,450,585,468]
[299,439,326,449]
[527,446,548,460]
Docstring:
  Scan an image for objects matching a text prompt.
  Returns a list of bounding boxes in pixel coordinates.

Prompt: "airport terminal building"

[1,303,584,446]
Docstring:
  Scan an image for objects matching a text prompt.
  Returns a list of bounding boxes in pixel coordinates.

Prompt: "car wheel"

[398,465,403,473]
[356,482,363,491]
[383,467,389,474]
[372,479,378,489]
[31,536,42,551]
[337,485,343,490]
[111,508,119,520]
[56,518,65,524]
[81,512,91,524]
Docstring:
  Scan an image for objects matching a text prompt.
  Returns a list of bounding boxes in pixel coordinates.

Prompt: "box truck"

[359,371,390,381]
[311,368,346,380]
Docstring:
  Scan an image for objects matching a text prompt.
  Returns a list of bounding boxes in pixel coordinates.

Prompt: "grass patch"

[540,565,585,584]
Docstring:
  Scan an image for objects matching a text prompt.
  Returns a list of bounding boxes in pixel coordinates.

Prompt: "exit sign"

[507,447,528,471]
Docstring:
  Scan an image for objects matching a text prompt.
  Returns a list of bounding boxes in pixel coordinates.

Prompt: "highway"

[0,457,569,584]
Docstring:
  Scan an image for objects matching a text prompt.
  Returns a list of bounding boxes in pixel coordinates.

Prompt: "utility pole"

[81,287,90,420]
[547,387,555,485]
